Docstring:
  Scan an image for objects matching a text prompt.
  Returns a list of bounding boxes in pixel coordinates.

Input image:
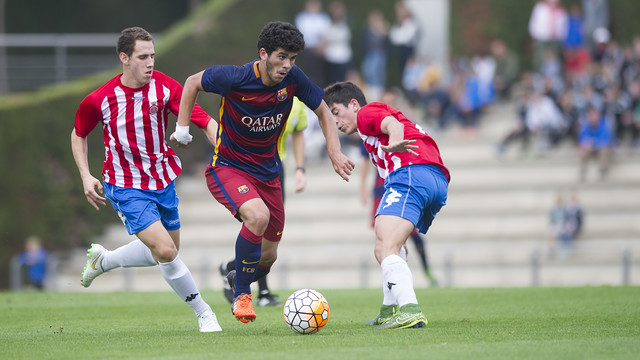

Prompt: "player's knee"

[244,209,270,235]
[151,243,178,263]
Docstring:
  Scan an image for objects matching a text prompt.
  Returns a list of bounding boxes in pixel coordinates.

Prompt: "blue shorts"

[376,164,448,234]
[104,181,180,235]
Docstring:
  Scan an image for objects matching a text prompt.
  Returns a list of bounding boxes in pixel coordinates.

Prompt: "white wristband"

[174,124,193,144]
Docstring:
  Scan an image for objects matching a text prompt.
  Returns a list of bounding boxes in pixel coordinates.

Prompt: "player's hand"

[381,139,419,156]
[294,168,306,193]
[329,152,355,182]
[360,186,369,206]
[82,176,106,211]
[171,124,193,148]
[170,133,189,148]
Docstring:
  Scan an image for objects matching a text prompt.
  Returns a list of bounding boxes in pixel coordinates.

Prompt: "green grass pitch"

[1,287,639,359]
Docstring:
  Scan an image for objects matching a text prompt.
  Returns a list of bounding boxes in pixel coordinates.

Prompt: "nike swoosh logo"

[241,259,259,265]
[241,96,256,101]
[276,231,282,236]
[91,258,99,270]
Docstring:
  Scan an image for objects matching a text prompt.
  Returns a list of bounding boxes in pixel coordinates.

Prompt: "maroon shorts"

[205,165,284,241]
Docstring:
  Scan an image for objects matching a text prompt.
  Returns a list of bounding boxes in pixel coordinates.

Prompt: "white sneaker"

[81,244,107,288]
[198,310,222,332]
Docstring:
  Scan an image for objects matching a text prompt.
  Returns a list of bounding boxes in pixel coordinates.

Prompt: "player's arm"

[70,129,106,211]
[171,70,206,147]
[379,116,418,156]
[202,118,219,147]
[291,129,306,193]
[359,155,370,205]
[314,100,355,181]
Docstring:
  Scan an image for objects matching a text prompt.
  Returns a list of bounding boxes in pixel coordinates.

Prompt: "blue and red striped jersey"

[201,60,323,181]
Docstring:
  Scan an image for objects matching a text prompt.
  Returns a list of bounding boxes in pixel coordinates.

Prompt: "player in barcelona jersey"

[71,27,222,332]
[323,81,450,329]
[175,21,355,324]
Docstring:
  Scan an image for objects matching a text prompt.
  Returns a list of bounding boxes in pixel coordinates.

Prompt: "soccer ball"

[283,289,330,334]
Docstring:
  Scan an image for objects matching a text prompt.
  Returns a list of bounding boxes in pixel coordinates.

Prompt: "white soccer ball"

[283,288,330,334]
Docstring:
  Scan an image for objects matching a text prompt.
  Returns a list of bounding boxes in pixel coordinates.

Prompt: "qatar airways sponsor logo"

[240,113,284,132]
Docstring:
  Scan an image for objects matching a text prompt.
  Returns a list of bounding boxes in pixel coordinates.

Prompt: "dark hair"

[257,21,305,55]
[323,81,368,107]
[117,27,153,57]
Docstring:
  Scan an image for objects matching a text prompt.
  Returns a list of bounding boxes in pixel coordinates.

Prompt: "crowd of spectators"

[295,0,638,182]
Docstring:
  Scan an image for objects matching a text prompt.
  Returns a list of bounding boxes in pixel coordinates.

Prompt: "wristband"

[174,124,193,144]
[296,166,306,173]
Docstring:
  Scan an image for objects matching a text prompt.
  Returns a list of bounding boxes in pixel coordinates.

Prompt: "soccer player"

[175,21,354,324]
[324,81,450,329]
[71,27,222,332]
[218,97,309,307]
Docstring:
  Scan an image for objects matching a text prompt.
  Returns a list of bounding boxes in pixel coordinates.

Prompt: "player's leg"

[366,176,394,325]
[233,198,269,294]
[81,183,157,288]
[373,215,427,329]
[137,222,220,332]
[409,229,438,286]
[219,258,235,303]
[253,238,281,306]
[370,165,446,329]
[254,181,285,306]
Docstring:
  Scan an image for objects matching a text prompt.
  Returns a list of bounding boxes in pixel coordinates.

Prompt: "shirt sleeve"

[74,94,101,138]
[357,104,388,136]
[292,66,323,111]
[201,65,235,96]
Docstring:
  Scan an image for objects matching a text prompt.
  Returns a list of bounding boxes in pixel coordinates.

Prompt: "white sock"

[380,254,418,308]
[102,239,156,271]
[158,255,210,316]
[381,271,396,306]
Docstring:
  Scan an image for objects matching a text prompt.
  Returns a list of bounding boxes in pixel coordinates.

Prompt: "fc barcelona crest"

[276,88,288,102]
[237,185,249,194]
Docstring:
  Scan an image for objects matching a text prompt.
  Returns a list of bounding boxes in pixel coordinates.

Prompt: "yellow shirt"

[278,97,308,160]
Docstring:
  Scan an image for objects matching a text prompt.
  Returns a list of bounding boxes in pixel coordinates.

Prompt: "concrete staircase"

[52,103,640,292]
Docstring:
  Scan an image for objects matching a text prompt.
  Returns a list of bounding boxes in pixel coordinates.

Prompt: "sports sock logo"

[387,282,396,290]
[185,293,199,302]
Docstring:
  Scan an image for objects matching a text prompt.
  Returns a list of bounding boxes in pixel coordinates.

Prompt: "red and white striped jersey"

[74,71,211,190]
[357,102,450,181]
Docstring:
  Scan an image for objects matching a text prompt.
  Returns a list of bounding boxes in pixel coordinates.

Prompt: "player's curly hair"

[257,21,305,55]
[117,27,153,57]
[323,81,368,107]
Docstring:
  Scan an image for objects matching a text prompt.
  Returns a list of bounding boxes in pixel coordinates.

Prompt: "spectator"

[470,50,497,108]
[563,4,591,79]
[295,0,331,87]
[582,0,610,52]
[496,86,533,157]
[591,27,611,63]
[528,0,568,71]
[18,236,48,290]
[549,192,581,258]
[549,193,569,257]
[525,90,567,155]
[622,79,640,150]
[557,88,581,144]
[565,191,584,240]
[490,39,519,101]
[322,1,353,85]
[360,9,389,101]
[578,106,614,181]
[389,0,419,79]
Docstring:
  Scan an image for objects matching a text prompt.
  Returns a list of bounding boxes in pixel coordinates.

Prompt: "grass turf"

[1,287,638,359]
